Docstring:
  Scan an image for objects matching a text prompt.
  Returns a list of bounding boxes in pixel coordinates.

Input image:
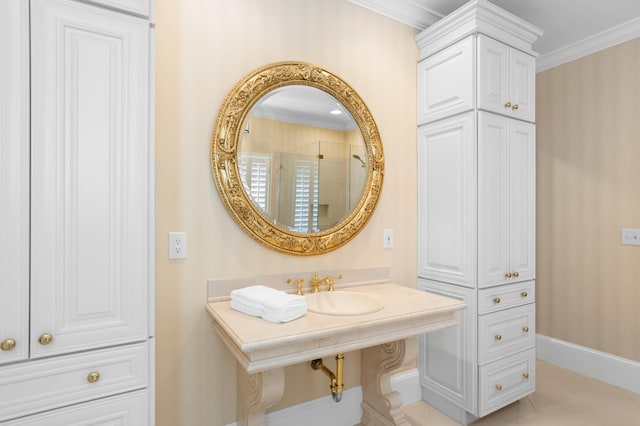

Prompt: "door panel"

[30,0,149,358]
[0,0,30,366]
[478,112,510,287]
[509,121,536,282]
[418,113,477,286]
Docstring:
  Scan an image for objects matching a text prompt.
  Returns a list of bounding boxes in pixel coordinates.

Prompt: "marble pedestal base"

[236,337,416,426]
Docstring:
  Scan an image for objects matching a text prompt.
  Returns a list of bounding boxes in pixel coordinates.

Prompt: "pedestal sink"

[305,291,384,316]
[206,282,466,426]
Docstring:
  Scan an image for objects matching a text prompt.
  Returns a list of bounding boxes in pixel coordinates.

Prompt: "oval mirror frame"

[211,61,384,255]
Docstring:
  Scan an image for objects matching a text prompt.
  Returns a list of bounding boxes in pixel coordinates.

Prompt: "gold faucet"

[311,272,343,292]
[286,278,305,295]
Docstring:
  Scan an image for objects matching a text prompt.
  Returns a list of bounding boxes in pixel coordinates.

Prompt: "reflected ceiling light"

[330,102,343,115]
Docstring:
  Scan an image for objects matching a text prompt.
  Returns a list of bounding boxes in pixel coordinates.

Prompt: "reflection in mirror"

[238,86,367,233]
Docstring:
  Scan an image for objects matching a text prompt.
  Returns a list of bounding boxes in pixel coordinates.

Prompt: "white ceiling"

[348,0,640,70]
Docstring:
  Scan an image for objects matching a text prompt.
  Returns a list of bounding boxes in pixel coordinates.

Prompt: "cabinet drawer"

[478,281,535,315]
[479,348,535,417]
[478,304,534,365]
[0,342,148,422]
[1,389,148,425]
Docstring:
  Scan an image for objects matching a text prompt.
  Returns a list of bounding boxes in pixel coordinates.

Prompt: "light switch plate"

[383,229,393,249]
[621,228,640,246]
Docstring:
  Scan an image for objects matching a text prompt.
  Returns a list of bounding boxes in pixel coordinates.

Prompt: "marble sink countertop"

[206,283,467,373]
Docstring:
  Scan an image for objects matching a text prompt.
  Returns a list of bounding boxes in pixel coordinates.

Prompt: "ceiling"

[348,0,640,70]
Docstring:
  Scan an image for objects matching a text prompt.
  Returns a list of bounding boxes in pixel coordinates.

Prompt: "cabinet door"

[477,36,509,117]
[418,36,475,124]
[509,121,535,282]
[509,49,536,122]
[418,279,477,415]
[478,113,535,287]
[478,36,535,123]
[418,113,477,287]
[0,0,30,365]
[478,112,510,287]
[30,0,149,358]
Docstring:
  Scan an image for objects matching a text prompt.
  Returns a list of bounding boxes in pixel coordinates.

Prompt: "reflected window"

[238,153,271,214]
[292,161,319,233]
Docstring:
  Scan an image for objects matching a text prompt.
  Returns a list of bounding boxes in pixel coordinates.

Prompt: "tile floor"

[402,360,640,425]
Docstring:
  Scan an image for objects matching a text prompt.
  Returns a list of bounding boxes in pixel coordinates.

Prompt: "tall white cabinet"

[0,0,155,424]
[416,1,542,424]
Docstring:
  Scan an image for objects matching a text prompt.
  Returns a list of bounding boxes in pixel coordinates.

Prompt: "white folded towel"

[230,285,307,323]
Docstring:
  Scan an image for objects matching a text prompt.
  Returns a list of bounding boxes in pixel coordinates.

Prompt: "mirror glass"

[211,61,384,256]
[238,86,367,233]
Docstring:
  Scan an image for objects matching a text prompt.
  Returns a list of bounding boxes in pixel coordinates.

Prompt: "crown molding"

[536,16,640,72]
[415,0,543,58]
[346,0,442,29]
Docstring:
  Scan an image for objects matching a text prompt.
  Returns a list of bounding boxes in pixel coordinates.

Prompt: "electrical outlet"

[383,229,393,249]
[169,232,187,259]
[621,228,640,246]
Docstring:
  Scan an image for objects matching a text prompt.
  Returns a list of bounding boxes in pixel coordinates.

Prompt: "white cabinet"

[418,280,477,419]
[418,35,475,124]
[416,0,541,423]
[477,35,536,123]
[417,112,477,288]
[0,0,30,366]
[30,0,150,359]
[478,112,535,288]
[0,0,154,423]
[1,390,149,425]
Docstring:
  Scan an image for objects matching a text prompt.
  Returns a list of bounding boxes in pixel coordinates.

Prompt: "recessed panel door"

[30,0,150,358]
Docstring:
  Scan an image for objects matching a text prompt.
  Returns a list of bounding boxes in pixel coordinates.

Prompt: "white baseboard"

[224,369,419,426]
[536,334,640,394]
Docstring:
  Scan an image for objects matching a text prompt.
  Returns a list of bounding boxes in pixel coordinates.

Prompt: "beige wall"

[155,0,419,424]
[536,38,640,362]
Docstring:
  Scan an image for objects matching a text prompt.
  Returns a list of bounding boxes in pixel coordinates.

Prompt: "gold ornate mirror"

[211,61,384,255]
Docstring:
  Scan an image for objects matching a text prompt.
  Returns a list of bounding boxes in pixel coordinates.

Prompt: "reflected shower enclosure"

[237,85,368,233]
